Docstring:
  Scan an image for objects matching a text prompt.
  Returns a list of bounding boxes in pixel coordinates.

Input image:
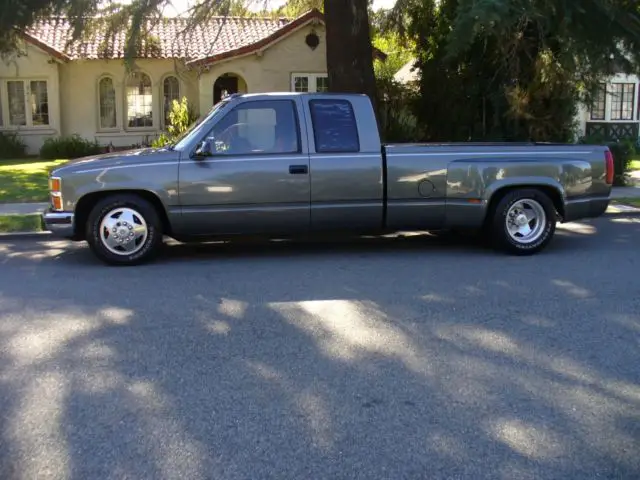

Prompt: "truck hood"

[52,147,179,175]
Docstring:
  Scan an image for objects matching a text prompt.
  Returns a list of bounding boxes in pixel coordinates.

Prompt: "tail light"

[605,149,614,185]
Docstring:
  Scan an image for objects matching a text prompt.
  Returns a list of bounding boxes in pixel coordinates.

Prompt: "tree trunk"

[323,0,379,117]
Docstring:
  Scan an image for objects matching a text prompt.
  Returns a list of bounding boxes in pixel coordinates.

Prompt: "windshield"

[170,100,229,151]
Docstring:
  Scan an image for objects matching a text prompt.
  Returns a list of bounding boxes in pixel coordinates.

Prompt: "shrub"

[0,132,27,158]
[376,77,423,143]
[579,134,635,186]
[40,134,102,160]
[151,97,199,148]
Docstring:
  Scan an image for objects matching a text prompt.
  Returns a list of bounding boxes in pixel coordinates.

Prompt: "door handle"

[289,165,308,175]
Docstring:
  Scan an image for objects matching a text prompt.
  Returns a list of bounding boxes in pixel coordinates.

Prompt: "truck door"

[304,96,385,232]
[177,98,311,235]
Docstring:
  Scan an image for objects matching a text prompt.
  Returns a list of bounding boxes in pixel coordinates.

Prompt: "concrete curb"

[0,230,52,240]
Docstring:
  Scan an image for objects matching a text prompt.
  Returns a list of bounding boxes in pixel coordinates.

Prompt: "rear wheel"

[488,188,557,255]
[85,194,164,265]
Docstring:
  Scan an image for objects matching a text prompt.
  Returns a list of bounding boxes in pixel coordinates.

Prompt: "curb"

[0,230,52,239]
[606,203,640,216]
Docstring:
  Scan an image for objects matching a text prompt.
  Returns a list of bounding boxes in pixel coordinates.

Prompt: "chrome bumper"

[42,209,75,237]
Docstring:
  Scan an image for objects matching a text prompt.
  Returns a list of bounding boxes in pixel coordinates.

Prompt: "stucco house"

[0,8,384,154]
[575,73,640,144]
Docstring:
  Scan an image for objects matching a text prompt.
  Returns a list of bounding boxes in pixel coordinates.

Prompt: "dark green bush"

[376,77,424,143]
[578,134,635,186]
[0,132,27,158]
[39,134,103,160]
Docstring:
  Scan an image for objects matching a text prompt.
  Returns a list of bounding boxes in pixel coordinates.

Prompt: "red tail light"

[605,149,614,185]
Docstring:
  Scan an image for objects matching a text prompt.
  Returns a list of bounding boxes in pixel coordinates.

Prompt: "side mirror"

[194,139,213,158]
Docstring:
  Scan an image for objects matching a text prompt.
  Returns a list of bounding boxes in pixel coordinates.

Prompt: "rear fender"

[483,177,566,203]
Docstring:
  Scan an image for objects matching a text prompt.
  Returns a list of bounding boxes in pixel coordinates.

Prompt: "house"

[574,73,640,144]
[393,58,419,86]
[0,9,385,154]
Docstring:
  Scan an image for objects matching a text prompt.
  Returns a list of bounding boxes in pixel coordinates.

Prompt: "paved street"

[1,215,639,480]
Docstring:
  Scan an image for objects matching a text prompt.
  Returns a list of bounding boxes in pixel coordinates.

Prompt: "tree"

[384,0,640,142]
[324,0,378,111]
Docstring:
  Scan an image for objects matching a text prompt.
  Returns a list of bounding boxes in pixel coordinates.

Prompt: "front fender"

[60,162,180,212]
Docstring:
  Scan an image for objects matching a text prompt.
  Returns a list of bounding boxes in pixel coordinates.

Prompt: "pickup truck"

[43,92,614,265]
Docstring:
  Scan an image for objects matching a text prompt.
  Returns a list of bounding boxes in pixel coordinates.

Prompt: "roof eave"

[20,31,71,62]
[186,8,324,68]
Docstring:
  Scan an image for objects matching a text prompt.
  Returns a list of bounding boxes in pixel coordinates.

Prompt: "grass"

[613,197,640,208]
[0,214,44,233]
[630,159,640,171]
[0,158,67,203]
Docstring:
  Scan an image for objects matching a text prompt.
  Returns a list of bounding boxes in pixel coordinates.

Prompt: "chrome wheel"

[98,207,148,256]
[505,198,547,244]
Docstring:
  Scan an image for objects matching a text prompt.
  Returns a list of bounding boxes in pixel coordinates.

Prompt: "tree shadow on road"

[0,215,639,479]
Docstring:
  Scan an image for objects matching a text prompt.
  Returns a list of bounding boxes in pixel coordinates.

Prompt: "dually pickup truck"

[43,92,614,265]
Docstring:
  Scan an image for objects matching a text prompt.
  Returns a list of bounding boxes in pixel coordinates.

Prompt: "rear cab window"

[309,99,360,153]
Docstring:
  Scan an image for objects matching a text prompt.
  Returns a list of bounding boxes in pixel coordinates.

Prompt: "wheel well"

[485,185,565,224]
[74,190,172,240]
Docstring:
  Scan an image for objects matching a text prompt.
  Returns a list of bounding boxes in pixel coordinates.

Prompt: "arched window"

[163,76,180,127]
[125,71,153,128]
[98,77,116,129]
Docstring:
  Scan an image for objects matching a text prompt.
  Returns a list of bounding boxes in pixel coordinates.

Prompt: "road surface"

[1,215,639,479]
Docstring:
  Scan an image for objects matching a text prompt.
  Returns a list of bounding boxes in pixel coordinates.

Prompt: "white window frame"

[124,70,154,131]
[291,73,329,93]
[0,78,51,130]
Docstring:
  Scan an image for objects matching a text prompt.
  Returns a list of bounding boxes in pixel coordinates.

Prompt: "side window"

[205,100,300,155]
[309,99,360,153]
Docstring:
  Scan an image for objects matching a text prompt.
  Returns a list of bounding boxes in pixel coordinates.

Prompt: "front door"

[178,98,311,236]
[214,76,239,104]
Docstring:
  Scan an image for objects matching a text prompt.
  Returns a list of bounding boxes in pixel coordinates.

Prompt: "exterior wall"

[0,42,62,154]
[575,73,640,141]
[197,24,328,113]
[0,22,328,154]
[59,58,199,148]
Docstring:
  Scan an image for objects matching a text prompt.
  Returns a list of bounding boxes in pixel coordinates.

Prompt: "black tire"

[488,188,557,255]
[85,194,164,266]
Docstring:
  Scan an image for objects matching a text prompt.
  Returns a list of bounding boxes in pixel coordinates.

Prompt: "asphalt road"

[1,215,639,480]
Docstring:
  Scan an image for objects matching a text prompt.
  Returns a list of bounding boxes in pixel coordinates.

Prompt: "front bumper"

[42,209,75,238]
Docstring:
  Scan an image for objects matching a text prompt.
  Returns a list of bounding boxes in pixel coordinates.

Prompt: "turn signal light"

[51,194,63,210]
[50,177,61,192]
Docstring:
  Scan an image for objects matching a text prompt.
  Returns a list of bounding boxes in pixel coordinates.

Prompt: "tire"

[488,188,557,255]
[85,194,164,266]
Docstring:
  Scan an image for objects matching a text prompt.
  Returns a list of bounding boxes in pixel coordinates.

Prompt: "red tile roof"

[22,9,325,63]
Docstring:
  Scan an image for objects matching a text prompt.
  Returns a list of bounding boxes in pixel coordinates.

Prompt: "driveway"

[1,215,639,479]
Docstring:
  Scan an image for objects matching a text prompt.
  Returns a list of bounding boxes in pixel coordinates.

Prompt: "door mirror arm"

[193,139,213,159]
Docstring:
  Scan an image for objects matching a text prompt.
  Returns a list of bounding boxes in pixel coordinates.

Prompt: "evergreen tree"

[386,0,640,142]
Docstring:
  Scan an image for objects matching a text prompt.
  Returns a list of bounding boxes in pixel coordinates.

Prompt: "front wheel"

[488,189,557,255]
[85,194,164,265]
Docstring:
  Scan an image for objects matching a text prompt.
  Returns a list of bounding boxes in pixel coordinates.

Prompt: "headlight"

[49,176,63,211]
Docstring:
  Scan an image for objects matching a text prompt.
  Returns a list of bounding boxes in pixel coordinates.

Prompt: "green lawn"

[614,197,640,208]
[0,214,44,233]
[630,159,640,171]
[0,158,67,203]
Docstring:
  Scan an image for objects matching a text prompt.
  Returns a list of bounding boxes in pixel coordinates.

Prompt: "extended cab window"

[309,99,360,153]
[205,100,300,155]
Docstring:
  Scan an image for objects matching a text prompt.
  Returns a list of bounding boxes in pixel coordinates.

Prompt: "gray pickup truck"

[43,92,614,265]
